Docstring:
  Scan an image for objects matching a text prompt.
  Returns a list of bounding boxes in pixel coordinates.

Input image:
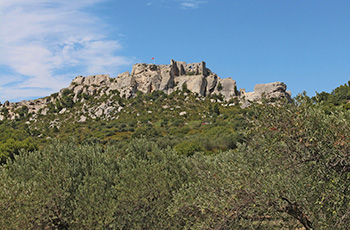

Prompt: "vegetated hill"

[0,87,249,163]
[0,59,292,122]
[1,70,350,228]
[2,85,350,229]
[0,59,292,163]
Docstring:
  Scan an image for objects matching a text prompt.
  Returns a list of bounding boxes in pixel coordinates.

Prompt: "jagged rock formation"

[63,59,239,101]
[0,59,292,121]
[109,59,233,98]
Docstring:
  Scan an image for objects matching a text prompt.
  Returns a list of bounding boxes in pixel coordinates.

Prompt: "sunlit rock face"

[0,59,292,120]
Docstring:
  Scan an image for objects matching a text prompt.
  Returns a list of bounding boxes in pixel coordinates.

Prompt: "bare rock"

[253,82,291,101]
[78,115,87,123]
[241,82,292,107]
[115,74,137,98]
[159,68,175,92]
[59,108,67,114]
[95,108,103,117]
[84,74,110,86]
[214,78,237,98]
[0,59,294,119]
[206,74,218,94]
[73,85,84,95]
[176,75,207,96]
[118,71,130,78]
[71,76,84,85]
[41,108,48,115]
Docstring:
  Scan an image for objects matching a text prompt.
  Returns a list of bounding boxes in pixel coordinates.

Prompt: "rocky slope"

[0,59,291,121]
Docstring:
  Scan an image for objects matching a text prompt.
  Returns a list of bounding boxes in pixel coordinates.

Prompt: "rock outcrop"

[110,60,218,97]
[240,82,292,108]
[0,59,292,121]
[60,60,238,100]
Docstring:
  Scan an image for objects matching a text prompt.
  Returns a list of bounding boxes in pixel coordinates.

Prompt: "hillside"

[3,61,350,229]
[0,59,291,121]
[1,82,350,228]
[0,60,292,163]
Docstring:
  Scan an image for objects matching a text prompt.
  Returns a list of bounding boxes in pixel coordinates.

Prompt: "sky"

[1,0,350,102]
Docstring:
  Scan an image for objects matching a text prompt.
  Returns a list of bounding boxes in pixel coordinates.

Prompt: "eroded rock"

[0,60,293,120]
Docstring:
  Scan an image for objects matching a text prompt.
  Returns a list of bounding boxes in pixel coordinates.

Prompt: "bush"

[241,95,350,229]
[0,139,195,229]
[132,126,160,138]
[0,141,118,229]
[175,140,204,156]
[0,137,38,164]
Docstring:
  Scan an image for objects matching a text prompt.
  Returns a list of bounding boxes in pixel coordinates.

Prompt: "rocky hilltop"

[0,59,291,120]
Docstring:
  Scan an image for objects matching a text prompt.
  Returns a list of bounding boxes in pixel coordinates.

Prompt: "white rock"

[95,108,103,117]
[59,108,67,114]
[78,115,87,123]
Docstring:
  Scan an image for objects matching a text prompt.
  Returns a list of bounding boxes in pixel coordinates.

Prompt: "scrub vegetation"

[1,82,350,229]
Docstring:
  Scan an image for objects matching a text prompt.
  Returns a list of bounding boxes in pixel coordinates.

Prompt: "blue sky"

[1,0,350,102]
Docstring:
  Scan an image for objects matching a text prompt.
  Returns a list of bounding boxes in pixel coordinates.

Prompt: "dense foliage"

[313,81,350,110]
[242,95,350,229]
[0,122,38,164]
[0,89,247,163]
[1,83,350,229]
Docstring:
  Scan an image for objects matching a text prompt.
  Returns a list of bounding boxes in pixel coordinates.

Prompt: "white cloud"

[181,2,196,8]
[179,0,206,9]
[0,85,57,102]
[0,0,133,102]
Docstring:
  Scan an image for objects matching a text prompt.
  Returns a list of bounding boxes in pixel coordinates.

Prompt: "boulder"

[59,108,67,114]
[241,82,292,107]
[252,82,291,101]
[78,115,87,123]
[95,108,103,117]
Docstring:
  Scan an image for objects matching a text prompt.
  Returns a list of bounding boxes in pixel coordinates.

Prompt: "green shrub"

[132,126,160,138]
[0,137,38,164]
[175,140,204,156]
[0,139,195,229]
[0,141,118,229]
[242,95,350,229]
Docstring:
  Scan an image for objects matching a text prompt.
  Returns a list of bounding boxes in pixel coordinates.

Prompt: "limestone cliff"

[0,59,292,121]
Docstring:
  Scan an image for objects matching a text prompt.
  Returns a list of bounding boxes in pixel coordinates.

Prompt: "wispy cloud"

[0,0,134,102]
[178,0,206,9]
